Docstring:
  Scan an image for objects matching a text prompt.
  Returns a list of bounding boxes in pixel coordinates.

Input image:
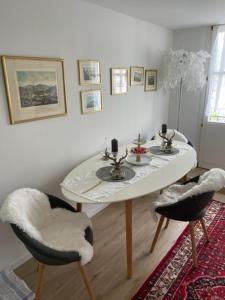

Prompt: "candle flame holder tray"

[96,166,136,182]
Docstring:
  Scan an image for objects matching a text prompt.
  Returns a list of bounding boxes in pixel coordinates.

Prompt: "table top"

[61,141,197,204]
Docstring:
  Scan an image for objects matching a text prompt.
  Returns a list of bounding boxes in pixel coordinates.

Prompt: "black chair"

[150,176,214,267]
[10,194,95,300]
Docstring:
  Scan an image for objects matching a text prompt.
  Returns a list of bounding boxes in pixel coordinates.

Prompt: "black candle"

[162,124,167,134]
[111,139,118,153]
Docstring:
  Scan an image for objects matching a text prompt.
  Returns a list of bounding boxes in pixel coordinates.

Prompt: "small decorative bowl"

[130,147,149,155]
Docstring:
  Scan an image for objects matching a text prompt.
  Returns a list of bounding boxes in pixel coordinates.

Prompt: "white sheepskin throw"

[151,168,225,221]
[0,188,93,265]
[154,129,188,144]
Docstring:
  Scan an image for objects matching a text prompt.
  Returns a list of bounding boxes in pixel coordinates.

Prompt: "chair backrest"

[155,172,225,221]
[156,190,214,221]
[0,188,52,242]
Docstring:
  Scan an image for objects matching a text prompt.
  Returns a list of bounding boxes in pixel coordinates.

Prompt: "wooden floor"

[15,168,225,300]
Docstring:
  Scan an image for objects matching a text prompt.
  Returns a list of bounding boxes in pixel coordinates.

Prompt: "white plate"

[126,154,151,166]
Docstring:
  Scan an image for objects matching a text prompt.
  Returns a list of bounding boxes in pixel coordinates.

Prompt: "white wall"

[0,0,172,270]
[168,26,211,151]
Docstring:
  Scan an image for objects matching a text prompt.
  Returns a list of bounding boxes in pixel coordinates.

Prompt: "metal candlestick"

[159,130,175,153]
[104,149,128,180]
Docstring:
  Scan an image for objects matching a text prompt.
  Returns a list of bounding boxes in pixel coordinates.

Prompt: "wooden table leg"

[125,200,133,279]
[77,203,82,212]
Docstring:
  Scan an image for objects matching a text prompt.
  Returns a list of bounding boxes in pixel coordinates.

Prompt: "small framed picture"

[80,90,103,114]
[130,66,144,86]
[145,70,157,91]
[2,55,67,124]
[110,68,128,95]
[78,60,101,85]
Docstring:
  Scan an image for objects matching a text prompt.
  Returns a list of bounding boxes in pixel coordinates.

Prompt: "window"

[207,25,225,123]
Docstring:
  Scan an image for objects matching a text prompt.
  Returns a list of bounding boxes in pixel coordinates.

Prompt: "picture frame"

[110,68,128,95]
[130,66,144,86]
[145,69,157,91]
[80,90,103,114]
[78,60,101,86]
[2,55,67,124]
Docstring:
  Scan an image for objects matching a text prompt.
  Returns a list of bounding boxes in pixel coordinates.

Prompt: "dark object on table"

[162,124,167,134]
[111,138,118,153]
[150,175,214,268]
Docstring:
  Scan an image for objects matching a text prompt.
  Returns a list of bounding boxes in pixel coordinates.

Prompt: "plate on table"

[150,146,179,156]
[126,154,151,166]
[96,166,135,182]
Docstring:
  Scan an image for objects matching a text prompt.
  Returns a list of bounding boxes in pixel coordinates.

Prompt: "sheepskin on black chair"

[149,168,225,268]
[0,189,95,300]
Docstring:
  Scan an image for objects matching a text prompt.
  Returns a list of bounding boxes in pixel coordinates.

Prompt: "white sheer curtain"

[207,25,225,122]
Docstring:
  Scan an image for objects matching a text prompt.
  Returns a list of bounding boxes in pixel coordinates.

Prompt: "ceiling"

[84,0,225,30]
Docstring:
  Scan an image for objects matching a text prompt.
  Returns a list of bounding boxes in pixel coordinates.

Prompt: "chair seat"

[40,208,93,256]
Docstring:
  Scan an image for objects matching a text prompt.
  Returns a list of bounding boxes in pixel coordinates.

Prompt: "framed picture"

[145,69,157,91]
[130,66,144,86]
[80,90,103,114]
[110,68,128,95]
[78,60,101,85]
[2,56,67,124]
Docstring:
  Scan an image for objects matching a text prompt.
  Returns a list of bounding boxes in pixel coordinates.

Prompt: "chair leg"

[180,174,188,183]
[35,263,45,300]
[164,218,170,229]
[150,216,165,253]
[200,218,209,242]
[77,203,82,212]
[78,262,96,300]
[189,221,198,268]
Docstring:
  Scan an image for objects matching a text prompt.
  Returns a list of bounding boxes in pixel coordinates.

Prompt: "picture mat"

[130,67,144,86]
[78,60,101,85]
[145,70,157,91]
[81,90,102,114]
[111,68,128,95]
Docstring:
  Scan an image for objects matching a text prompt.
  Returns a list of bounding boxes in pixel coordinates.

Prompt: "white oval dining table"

[61,141,197,279]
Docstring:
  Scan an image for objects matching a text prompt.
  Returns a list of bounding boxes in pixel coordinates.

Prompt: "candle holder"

[159,130,175,153]
[104,149,128,180]
[133,134,146,162]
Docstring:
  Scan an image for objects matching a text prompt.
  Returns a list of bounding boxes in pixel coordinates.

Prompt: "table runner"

[61,142,195,203]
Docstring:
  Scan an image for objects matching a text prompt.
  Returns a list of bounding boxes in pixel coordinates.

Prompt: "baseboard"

[85,203,110,218]
[199,161,225,170]
[11,253,32,271]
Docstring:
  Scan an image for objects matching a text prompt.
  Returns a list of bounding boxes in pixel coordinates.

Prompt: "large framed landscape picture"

[80,90,102,114]
[2,56,67,124]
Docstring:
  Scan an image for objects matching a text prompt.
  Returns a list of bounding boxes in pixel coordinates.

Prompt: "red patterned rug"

[132,200,225,300]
